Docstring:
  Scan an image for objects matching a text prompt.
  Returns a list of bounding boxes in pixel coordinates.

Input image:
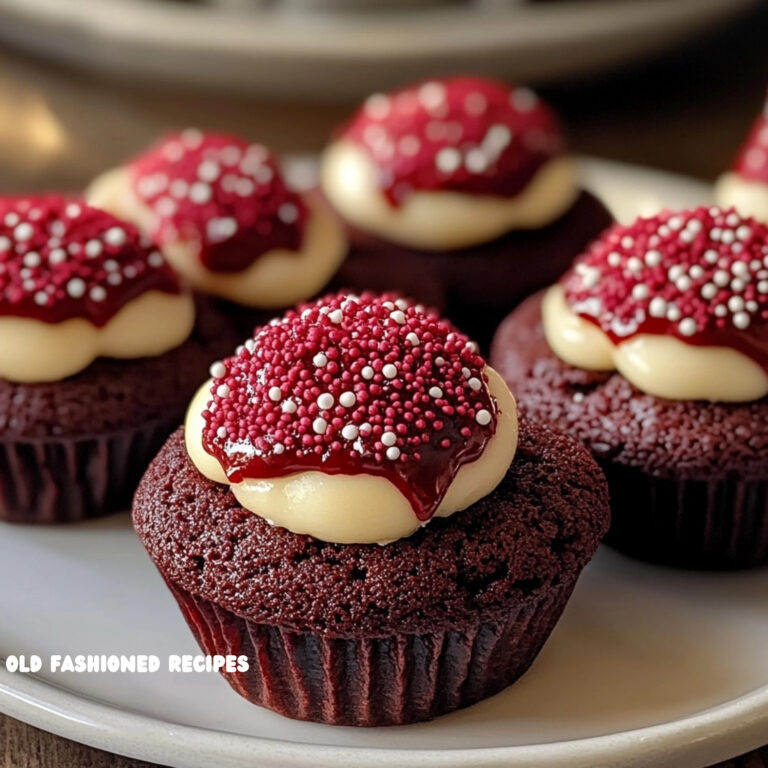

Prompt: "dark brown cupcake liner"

[0,417,178,524]
[165,577,575,726]
[601,461,768,570]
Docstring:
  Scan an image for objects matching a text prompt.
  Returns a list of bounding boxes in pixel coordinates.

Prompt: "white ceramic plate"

[2,159,768,768]
[0,0,758,97]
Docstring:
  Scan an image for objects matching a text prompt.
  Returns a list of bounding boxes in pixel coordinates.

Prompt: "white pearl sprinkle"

[678,318,697,336]
[381,432,397,447]
[216,383,230,398]
[389,310,405,324]
[313,352,328,367]
[84,240,103,258]
[189,181,212,205]
[207,217,237,242]
[14,222,33,241]
[328,309,343,324]
[0,236,10,251]
[386,446,401,461]
[713,270,730,287]
[341,424,359,441]
[278,204,299,225]
[89,286,107,302]
[475,409,492,426]
[217,426,228,439]
[361,365,374,380]
[268,386,282,402]
[281,400,297,414]
[435,147,461,174]
[666,304,681,322]
[197,160,221,182]
[733,311,751,329]
[104,227,126,247]
[644,250,662,267]
[312,417,328,435]
[339,391,356,408]
[273,443,285,455]
[406,332,420,346]
[429,386,443,398]
[209,361,227,378]
[728,296,745,313]
[632,284,649,300]
[66,278,86,299]
[468,377,482,391]
[701,283,717,300]
[317,393,334,410]
[382,364,397,379]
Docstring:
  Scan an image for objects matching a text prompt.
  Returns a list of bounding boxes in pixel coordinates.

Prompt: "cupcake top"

[320,77,578,250]
[0,196,194,383]
[185,292,518,544]
[716,90,768,221]
[542,206,768,402]
[87,129,347,309]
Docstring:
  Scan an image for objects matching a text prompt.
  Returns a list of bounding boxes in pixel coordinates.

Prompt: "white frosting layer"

[320,140,579,251]
[542,285,768,402]
[184,366,518,544]
[715,172,768,224]
[0,291,194,383]
[87,167,347,309]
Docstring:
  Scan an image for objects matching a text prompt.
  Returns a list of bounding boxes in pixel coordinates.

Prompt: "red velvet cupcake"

[133,292,609,725]
[491,206,768,569]
[320,77,613,349]
[87,130,348,344]
[716,88,768,223]
[0,196,223,523]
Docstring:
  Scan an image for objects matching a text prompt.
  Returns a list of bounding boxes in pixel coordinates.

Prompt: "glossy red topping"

[733,92,768,184]
[129,130,308,272]
[0,196,181,326]
[202,292,498,521]
[339,76,566,206]
[563,206,768,371]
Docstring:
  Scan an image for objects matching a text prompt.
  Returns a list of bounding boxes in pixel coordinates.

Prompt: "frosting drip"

[0,196,181,326]
[340,77,566,207]
[129,130,308,272]
[562,207,768,374]
[201,292,498,522]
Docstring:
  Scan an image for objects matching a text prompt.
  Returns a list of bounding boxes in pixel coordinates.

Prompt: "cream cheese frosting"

[0,196,194,383]
[715,173,768,224]
[542,285,768,402]
[87,132,347,309]
[0,291,194,383]
[321,140,578,251]
[542,206,768,403]
[185,366,517,544]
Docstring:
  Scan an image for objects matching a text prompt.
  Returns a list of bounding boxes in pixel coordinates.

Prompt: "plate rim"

[2,159,768,768]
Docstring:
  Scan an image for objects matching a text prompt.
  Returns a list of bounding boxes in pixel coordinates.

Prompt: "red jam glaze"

[201,292,498,522]
[562,207,768,372]
[339,76,566,206]
[129,130,308,273]
[733,92,768,184]
[0,196,181,326]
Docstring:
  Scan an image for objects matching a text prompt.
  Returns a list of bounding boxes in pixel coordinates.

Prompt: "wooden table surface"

[1,3,768,766]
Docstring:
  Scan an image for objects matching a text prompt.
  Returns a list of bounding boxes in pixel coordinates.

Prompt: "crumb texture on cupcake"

[135,416,608,636]
[185,292,518,544]
[321,77,578,250]
[0,196,193,382]
[87,130,347,308]
[542,206,768,401]
[717,91,768,222]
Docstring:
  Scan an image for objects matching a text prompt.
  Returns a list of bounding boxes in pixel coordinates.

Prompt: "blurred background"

[0,0,765,191]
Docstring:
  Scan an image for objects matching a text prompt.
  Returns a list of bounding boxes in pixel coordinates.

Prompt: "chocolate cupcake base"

[491,291,768,570]
[167,577,573,726]
[329,190,613,350]
[0,296,242,524]
[133,420,609,725]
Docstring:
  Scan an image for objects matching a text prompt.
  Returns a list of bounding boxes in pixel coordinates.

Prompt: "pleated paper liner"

[165,577,577,727]
[602,461,768,570]
[0,417,178,524]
